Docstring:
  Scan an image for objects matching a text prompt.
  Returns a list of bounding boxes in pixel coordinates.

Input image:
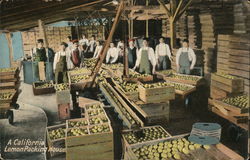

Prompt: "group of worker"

[31,34,196,84]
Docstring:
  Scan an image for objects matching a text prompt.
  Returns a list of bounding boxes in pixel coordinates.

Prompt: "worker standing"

[93,40,103,58]
[176,39,196,75]
[155,37,172,70]
[66,36,73,50]
[53,42,69,84]
[68,40,84,69]
[31,39,54,62]
[79,34,89,46]
[127,39,137,69]
[87,35,96,57]
[106,42,120,64]
[133,38,156,75]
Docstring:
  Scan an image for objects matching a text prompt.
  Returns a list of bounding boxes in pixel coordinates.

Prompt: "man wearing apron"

[176,39,196,75]
[133,38,156,74]
[54,42,68,84]
[69,40,84,68]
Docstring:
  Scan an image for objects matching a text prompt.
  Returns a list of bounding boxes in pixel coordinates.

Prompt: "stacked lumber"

[212,95,248,130]
[210,73,244,100]
[65,104,113,160]
[21,26,72,56]
[228,34,250,93]
[187,11,202,49]
[216,34,230,74]
[233,1,250,34]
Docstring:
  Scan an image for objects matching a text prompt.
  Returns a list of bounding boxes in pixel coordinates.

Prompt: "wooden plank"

[213,99,248,115]
[229,62,250,72]
[210,80,244,94]
[216,143,244,160]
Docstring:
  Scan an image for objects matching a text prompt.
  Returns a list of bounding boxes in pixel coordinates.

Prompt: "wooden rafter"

[157,0,171,18]
[173,0,183,22]
[176,0,194,20]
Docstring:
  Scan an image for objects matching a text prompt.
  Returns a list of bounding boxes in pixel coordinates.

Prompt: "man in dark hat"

[32,39,55,62]
[127,39,137,68]
[176,39,196,75]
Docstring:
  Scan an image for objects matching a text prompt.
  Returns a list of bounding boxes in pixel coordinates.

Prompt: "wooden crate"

[132,101,170,125]
[0,68,19,81]
[122,125,172,152]
[66,123,113,160]
[213,99,248,115]
[124,133,244,160]
[211,73,244,93]
[112,79,139,101]
[0,91,16,104]
[164,80,196,97]
[46,124,66,157]
[68,73,92,90]
[155,69,175,79]
[66,117,89,129]
[138,82,175,103]
[58,103,71,121]
[212,107,248,130]
[32,81,55,95]
[163,73,204,86]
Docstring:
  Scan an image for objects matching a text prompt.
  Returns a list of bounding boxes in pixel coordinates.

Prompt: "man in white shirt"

[88,35,96,54]
[66,36,73,50]
[106,42,120,64]
[133,38,156,74]
[176,39,196,75]
[93,40,103,58]
[53,42,69,83]
[79,34,89,46]
[155,37,172,70]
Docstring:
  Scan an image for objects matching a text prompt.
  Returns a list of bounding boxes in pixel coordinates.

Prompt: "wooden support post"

[146,0,149,38]
[75,17,80,40]
[5,33,14,67]
[90,1,124,87]
[38,19,48,81]
[169,17,176,49]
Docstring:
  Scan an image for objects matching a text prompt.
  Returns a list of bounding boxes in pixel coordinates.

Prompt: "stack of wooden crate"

[212,94,248,130]
[176,13,188,41]
[21,26,72,56]
[78,25,105,40]
[228,34,250,93]
[233,1,250,34]
[0,67,20,93]
[46,123,66,157]
[55,83,71,121]
[199,13,216,77]
[187,11,202,49]
[66,102,113,160]
[216,34,230,74]
[210,73,244,100]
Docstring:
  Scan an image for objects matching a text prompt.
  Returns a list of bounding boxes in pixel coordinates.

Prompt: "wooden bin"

[164,80,196,97]
[46,124,66,157]
[66,117,89,128]
[68,73,92,90]
[138,82,175,103]
[112,79,139,101]
[58,103,71,121]
[78,97,102,118]
[211,73,244,93]
[163,73,204,86]
[132,101,170,125]
[66,123,114,160]
[122,125,172,152]
[0,67,19,80]
[32,81,55,95]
